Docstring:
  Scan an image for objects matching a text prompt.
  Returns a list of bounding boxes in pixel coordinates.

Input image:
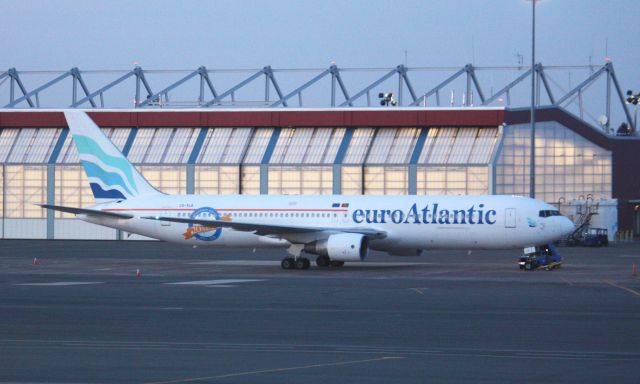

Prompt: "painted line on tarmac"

[13,282,104,286]
[166,279,264,286]
[409,288,429,295]
[2,339,639,362]
[144,356,404,384]
[604,280,640,297]
[189,260,279,266]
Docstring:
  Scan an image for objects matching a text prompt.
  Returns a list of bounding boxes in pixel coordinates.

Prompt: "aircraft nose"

[561,216,575,236]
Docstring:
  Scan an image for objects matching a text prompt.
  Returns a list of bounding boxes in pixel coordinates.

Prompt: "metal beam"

[400,66,417,103]
[5,68,35,107]
[606,62,636,130]
[202,68,265,107]
[134,67,154,107]
[536,64,555,104]
[5,70,73,107]
[339,66,400,107]
[467,65,486,104]
[138,67,205,107]
[71,70,136,107]
[482,68,532,106]
[263,66,286,107]
[554,65,608,106]
[331,65,351,106]
[70,68,97,107]
[410,66,467,106]
[199,68,218,104]
[271,67,331,107]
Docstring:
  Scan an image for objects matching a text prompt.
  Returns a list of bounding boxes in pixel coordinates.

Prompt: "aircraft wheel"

[281,257,295,270]
[295,258,309,270]
[330,260,345,267]
[316,255,330,267]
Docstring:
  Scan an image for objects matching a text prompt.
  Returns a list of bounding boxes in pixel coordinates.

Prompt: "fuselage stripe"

[103,208,349,212]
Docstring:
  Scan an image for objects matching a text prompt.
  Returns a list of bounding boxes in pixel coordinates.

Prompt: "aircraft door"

[505,208,516,228]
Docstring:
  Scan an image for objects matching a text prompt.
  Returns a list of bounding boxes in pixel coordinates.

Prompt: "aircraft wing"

[38,204,134,219]
[142,215,387,239]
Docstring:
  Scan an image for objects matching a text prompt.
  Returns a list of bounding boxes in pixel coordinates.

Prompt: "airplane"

[41,111,575,270]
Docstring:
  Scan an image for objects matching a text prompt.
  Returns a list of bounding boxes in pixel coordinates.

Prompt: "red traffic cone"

[136,269,141,278]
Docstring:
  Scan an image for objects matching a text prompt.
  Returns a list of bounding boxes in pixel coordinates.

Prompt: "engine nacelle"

[304,233,369,261]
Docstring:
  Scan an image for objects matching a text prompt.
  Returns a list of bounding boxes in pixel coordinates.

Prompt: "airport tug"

[519,244,563,271]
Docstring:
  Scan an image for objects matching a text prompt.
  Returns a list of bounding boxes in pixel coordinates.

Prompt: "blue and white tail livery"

[42,111,575,270]
[64,111,161,202]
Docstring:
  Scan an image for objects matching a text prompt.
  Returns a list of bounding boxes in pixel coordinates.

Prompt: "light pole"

[528,0,538,198]
[626,90,639,133]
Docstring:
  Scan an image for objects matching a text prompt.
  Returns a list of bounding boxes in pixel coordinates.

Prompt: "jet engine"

[304,233,369,261]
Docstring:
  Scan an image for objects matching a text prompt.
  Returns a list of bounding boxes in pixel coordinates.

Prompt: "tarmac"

[1,239,639,383]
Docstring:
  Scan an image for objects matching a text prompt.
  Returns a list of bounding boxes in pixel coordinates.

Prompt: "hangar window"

[270,127,345,164]
[343,128,375,164]
[366,128,420,164]
[124,127,198,164]
[0,129,19,163]
[7,128,62,163]
[197,127,253,164]
[139,165,186,195]
[54,165,95,218]
[495,122,612,201]
[127,128,155,163]
[60,127,125,159]
[268,166,332,195]
[195,166,240,195]
[243,128,274,164]
[162,128,199,163]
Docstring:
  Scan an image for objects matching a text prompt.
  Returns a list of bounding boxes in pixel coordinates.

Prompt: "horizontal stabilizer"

[39,204,134,219]
[142,215,386,239]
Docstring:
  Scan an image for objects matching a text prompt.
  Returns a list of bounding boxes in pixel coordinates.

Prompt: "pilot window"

[539,210,561,217]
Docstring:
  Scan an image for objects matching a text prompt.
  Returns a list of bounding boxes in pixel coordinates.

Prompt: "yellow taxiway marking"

[146,356,404,384]
[604,280,640,297]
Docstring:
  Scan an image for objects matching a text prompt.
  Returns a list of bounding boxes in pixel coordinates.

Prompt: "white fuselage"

[79,194,574,253]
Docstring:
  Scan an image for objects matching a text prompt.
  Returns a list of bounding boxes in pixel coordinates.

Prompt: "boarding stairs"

[557,201,599,246]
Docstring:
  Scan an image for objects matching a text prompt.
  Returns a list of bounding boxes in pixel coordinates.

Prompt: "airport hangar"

[0,106,639,241]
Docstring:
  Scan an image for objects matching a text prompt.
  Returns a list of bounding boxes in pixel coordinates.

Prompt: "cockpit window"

[539,210,561,217]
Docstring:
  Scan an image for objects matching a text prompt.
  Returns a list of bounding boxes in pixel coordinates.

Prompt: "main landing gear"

[279,255,346,270]
[281,257,310,270]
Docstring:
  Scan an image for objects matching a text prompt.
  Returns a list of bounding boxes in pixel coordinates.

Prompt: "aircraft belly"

[219,230,289,248]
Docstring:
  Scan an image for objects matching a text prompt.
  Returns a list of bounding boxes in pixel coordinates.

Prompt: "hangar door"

[505,208,516,228]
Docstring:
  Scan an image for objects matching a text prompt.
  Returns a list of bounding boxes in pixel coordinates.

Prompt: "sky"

[0,0,638,121]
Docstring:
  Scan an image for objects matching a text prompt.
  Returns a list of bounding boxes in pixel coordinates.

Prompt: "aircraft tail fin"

[64,110,163,202]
